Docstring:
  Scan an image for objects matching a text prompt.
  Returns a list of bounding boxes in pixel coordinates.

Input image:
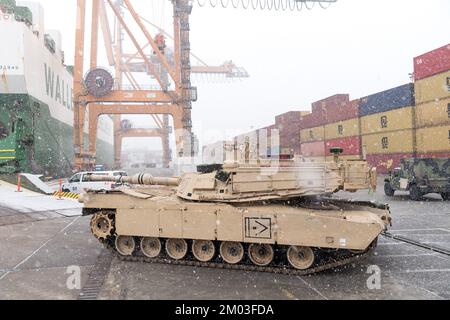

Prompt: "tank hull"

[83,190,388,251]
[81,188,390,273]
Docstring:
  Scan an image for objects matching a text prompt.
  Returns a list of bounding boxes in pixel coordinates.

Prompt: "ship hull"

[0,93,113,176]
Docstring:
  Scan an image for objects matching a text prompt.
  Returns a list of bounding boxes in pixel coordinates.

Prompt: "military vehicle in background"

[80,157,391,275]
[384,158,450,201]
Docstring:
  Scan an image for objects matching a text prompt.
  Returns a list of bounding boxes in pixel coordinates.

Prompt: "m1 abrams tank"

[80,158,391,275]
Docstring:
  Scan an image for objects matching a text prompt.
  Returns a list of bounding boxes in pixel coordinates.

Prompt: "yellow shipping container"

[300,126,325,143]
[362,129,414,155]
[415,97,450,128]
[361,106,414,135]
[416,125,450,153]
[415,70,450,105]
[324,118,360,140]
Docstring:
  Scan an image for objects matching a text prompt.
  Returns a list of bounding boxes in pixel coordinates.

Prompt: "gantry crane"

[74,0,198,171]
[73,0,335,171]
[113,11,248,169]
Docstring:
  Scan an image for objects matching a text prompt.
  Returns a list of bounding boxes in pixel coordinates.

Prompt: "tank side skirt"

[113,207,384,251]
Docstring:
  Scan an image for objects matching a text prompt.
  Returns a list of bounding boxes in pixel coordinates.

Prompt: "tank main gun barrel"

[87,174,180,186]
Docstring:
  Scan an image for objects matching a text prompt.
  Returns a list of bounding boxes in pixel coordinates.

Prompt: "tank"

[80,159,391,275]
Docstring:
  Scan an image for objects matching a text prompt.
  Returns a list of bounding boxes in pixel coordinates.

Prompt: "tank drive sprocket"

[90,211,115,241]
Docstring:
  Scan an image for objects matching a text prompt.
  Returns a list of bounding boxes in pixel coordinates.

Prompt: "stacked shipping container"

[322,97,361,162]
[300,95,362,162]
[359,83,415,173]
[276,111,307,156]
[299,113,325,162]
[414,44,450,160]
[203,44,449,173]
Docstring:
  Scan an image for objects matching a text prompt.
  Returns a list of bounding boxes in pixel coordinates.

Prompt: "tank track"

[99,238,377,276]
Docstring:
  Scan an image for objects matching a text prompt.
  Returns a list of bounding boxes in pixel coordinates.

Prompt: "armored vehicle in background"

[80,159,391,275]
[384,158,450,201]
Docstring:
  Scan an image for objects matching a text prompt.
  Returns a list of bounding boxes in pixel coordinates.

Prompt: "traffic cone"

[16,173,22,193]
[58,178,63,200]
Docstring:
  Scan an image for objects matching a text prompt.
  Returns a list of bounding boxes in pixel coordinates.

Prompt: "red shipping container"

[276,111,304,125]
[278,121,301,153]
[312,94,349,114]
[366,153,414,174]
[416,152,450,159]
[323,99,361,124]
[300,141,326,157]
[325,136,361,156]
[414,44,450,81]
[300,112,326,129]
[301,94,360,128]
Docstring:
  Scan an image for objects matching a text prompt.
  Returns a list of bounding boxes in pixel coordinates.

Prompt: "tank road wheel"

[248,244,274,267]
[140,237,162,258]
[384,182,395,197]
[192,240,216,262]
[287,246,315,270]
[90,211,115,241]
[220,242,244,265]
[115,236,136,256]
[165,239,188,260]
[409,184,423,201]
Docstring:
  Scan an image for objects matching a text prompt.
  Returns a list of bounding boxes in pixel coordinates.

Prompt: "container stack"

[360,84,415,173]
[275,111,306,157]
[203,44,449,172]
[320,95,362,162]
[300,95,362,162]
[263,124,279,159]
[299,109,326,162]
[413,44,450,159]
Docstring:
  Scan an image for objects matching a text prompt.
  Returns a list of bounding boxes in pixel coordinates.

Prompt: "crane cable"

[194,0,336,11]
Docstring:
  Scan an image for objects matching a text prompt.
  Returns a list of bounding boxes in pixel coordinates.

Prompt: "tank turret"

[85,159,376,203]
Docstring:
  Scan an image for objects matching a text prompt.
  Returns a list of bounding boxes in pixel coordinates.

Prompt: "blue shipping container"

[359,83,415,117]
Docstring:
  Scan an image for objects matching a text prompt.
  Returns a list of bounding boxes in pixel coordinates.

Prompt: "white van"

[62,171,127,194]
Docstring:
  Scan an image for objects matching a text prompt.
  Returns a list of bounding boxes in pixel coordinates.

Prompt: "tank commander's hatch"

[197,164,224,174]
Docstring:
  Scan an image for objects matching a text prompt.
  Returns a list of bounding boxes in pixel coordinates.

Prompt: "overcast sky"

[34,0,450,149]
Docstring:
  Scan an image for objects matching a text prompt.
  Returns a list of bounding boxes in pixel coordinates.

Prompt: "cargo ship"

[0,0,114,177]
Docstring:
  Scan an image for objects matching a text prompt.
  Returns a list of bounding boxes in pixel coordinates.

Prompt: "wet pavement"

[0,176,449,300]
[0,213,98,300]
[335,178,450,251]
